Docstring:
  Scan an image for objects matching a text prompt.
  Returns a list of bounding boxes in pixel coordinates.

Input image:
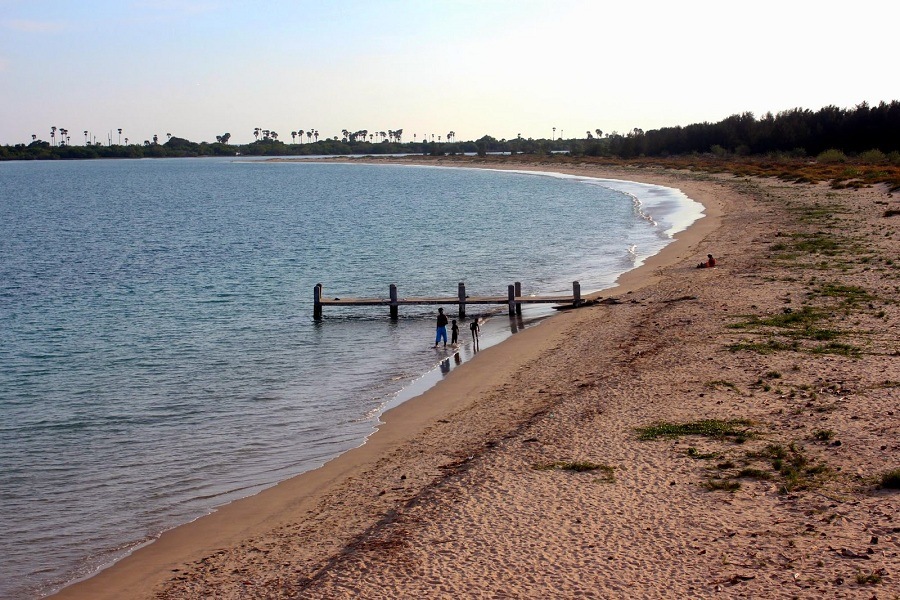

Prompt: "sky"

[1,0,897,146]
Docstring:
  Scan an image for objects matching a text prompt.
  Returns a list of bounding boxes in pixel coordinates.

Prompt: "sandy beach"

[52,159,899,599]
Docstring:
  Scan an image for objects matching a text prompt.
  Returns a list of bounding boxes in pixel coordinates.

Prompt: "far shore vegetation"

[5,101,900,190]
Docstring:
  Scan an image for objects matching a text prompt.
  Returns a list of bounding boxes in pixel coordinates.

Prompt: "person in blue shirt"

[434,307,449,347]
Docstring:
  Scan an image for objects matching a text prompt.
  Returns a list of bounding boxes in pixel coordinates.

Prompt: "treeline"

[0,136,492,161]
[0,134,562,161]
[583,101,900,159]
[3,101,899,162]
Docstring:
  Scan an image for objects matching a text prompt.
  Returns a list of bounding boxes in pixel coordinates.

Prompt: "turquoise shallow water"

[0,158,702,598]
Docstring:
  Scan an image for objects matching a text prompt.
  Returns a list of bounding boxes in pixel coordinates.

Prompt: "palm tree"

[84,130,89,145]
[51,126,56,146]
[595,129,603,138]
[166,133,172,140]
[253,128,260,141]
[395,129,402,143]
[291,131,297,143]
[306,130,312,143]
[153,134,158,144]
[31,134,37,142]
[314,130,319,142]
[552,127,556,140]
[124,137,129,145]
[118,128,122,144]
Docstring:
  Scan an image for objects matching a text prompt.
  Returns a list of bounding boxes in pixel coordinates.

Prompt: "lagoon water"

[0,158,703,598]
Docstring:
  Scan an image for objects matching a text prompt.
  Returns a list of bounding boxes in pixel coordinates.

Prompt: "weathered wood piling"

[313,281,586,320]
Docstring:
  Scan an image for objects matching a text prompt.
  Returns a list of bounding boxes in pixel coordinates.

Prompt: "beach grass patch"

[856,569,884,585]
[686,447,719,460]
[765,442,829,493]
[732,306,825,329]
[736,468,772,480]
[812,282,875,306]
[880,468,900,489]
[809,341,862,357]
[705,380,740,392]
[704,479,741,492]
[812,429,834,442]
[636,419,754,442]
[787,232,845,255]
[727,339,799,355]
[533,461,615,482]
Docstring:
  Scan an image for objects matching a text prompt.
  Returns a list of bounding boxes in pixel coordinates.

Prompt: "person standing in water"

[434,307,449,347]
[469,318,480,351]
[450,319,459,345]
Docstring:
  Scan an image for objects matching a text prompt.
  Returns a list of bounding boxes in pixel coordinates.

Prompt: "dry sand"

[53,160,899,599]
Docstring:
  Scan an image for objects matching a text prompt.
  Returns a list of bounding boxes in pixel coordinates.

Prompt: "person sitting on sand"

[697,254,716,268]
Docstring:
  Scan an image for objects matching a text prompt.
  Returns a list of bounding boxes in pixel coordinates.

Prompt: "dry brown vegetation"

[384,153,900,193]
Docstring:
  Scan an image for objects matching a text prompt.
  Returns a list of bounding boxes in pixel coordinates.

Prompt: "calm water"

[0,158,702,598]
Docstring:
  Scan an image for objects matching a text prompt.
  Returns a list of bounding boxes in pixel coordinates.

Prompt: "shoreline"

[53,159,898,598]
[50,163,717,599]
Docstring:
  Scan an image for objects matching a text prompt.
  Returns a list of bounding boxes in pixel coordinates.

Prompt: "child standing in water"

[451,319,459,345]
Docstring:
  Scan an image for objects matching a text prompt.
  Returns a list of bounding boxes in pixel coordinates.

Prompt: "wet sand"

[53,160,899,599]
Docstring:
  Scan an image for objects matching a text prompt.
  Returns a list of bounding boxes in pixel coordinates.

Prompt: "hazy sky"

[1,0,897,146]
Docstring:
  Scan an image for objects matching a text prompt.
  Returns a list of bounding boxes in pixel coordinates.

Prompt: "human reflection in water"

[469,318,480,352]
[440,357,451,375]
[454,352,462,366]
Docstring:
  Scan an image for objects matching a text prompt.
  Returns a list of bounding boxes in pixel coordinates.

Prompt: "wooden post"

[514,281,522,315]
[458,282,466,318]
[573,281,581,306]
[507,284,516,316]
[313,283,323,319]
[389,284,398,319]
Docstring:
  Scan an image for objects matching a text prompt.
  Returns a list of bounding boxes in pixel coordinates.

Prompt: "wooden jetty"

[314,281,585,319]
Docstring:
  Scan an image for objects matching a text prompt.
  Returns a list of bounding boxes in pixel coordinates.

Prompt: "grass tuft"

[686,447,719,460]
[533,461,615,482]
[636,419,754,441]
[855,569,883,585]
[812,429,834,442]
[736,468,772,480]
[704,479,741,492]
[880,468,900,489]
